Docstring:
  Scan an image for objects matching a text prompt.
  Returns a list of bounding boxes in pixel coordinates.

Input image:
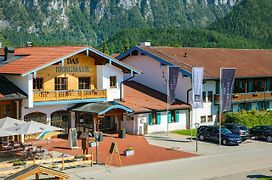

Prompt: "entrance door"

[99,116,115,132]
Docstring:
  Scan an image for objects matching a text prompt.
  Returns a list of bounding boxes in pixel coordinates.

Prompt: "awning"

[69,101,133,115]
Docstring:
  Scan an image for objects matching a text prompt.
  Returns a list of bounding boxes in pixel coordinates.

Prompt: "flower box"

[124,149,134,156]
[233,94,239,98]
[89,142,98,147]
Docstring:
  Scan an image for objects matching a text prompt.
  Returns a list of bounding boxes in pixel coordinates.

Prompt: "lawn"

[173,129,197,137]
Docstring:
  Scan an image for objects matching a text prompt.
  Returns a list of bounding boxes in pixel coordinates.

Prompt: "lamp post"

[194,123,200,152]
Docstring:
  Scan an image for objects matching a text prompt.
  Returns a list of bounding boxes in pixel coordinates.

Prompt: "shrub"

[225,110,272,128]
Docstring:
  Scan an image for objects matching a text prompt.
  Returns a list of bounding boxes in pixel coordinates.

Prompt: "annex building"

[117,45,272,131]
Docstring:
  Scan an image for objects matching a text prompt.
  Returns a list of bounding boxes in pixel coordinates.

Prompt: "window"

[168,110,180,123]
[266,79,272,91]
[78,77,91,90]
[148,112,159,125]
[110,76,117,88]
[207,115,213,122]
[202,92,207,103]
[201,116,206,123]
[234,80,246,93]
[33,78,43,90]
[207,91,213,102]
[55,77,67,90]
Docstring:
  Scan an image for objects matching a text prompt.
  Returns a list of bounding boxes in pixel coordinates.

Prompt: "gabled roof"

[117,46,272,79]
[121,81,190,113]
[0,46,141,76]
[0,76,27,100]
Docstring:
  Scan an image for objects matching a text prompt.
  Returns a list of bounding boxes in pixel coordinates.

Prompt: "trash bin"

[118,128,126,138]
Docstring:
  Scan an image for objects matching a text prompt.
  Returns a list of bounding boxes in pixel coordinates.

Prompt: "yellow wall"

[36,53,97,91]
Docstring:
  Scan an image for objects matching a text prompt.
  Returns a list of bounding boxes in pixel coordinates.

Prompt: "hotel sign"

[56,58,90,73]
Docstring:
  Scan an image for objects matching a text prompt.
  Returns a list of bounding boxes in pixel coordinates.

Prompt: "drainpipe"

[120,73,136,102]
[187,88,192,129]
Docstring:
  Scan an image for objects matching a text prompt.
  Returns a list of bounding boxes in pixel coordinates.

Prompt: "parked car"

[223,123,250,141]
[249,126,272,142]
[197,126,242,145]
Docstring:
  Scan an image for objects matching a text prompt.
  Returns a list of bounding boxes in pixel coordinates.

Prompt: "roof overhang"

[116,46,192,77]
[69,101,133,115]
[21,47,142,77]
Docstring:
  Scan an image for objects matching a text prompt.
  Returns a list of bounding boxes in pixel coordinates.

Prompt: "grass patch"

[173,129,197,137]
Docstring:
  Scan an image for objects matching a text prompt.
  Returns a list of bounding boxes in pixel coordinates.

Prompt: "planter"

[233,94,239,98]
[124,150,134,156]
[118,129,126,138]
[89,142,98,147]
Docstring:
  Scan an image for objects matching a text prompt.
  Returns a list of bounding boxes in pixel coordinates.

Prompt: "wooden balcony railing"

[214,91,272,104]
[33,89,107,102]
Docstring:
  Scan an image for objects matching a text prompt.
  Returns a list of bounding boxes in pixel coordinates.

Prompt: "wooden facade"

[33,53,106,102]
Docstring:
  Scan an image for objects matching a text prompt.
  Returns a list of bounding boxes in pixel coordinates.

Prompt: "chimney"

[139,42,151,47]
[26,41,33,47]
[4,47,15,61]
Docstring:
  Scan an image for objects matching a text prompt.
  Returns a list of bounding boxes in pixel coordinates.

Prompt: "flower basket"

[124,147,134,156]
[89,141,98,147]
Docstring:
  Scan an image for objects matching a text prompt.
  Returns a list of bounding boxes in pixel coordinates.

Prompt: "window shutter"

[148,113,152,125]
[168,111,171,123]
[157,112,161,125]
[175,111,179,122]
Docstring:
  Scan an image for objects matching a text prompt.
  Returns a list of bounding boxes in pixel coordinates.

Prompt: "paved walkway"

[64,133,272,180]
[31,134,195,167]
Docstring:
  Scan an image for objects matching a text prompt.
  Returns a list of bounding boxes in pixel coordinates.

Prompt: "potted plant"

[13,160,26,166]
[124,147,134,156]
[74,154,86,161]
[253,92,259,96]
[119,128,126,138]
[89,138,98,147]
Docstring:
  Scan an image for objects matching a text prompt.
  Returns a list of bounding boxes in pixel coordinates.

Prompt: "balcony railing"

[33,89,107,102]
[214,91,272,104]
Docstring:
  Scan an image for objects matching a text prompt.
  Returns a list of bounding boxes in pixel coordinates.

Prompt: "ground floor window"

[148,112,159,125]
[168,110,180,123]
[201,116,206,123]
[51,111,71,134]
[24,112,47,124]
[207,115,213,122]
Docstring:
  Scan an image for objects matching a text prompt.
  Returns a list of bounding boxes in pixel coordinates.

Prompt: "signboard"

[68,128,78,149]
[55,57,90,73]
[221,68,236,112]
[192,67,204,109]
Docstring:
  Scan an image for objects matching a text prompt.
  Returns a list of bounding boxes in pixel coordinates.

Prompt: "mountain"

[209,0,272,48]
[0,0,240,47]
[103,0,272,53]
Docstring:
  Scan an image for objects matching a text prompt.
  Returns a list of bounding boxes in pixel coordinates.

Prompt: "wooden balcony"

[33,89,107,102]
[214,91,272,104]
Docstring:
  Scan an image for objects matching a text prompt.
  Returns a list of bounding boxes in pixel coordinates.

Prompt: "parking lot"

[145,133,271,156]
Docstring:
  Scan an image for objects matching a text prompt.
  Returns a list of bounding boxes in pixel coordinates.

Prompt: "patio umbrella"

[37,131,63,140]
[0,117,25,129]
[0,129,18,137]
[4,121,63,135]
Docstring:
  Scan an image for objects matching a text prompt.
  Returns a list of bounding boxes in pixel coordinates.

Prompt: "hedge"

[225,110,272,128]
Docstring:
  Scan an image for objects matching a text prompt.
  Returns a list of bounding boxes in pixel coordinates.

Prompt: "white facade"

[97,63,124,101]
[123,110,188,135]
[122,54,218,129]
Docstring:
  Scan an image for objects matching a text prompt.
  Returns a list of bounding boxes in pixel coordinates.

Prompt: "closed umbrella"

[0,117,25,129]
[4,121,63,135]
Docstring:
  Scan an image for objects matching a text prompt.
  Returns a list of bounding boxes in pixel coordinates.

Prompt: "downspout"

[120,73,136,102]
[187,88,192,129]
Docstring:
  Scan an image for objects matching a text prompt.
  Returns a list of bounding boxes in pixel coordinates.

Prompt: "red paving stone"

[31,134,196,167]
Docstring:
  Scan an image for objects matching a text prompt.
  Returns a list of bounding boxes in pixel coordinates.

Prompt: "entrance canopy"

[70,101,133,115]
